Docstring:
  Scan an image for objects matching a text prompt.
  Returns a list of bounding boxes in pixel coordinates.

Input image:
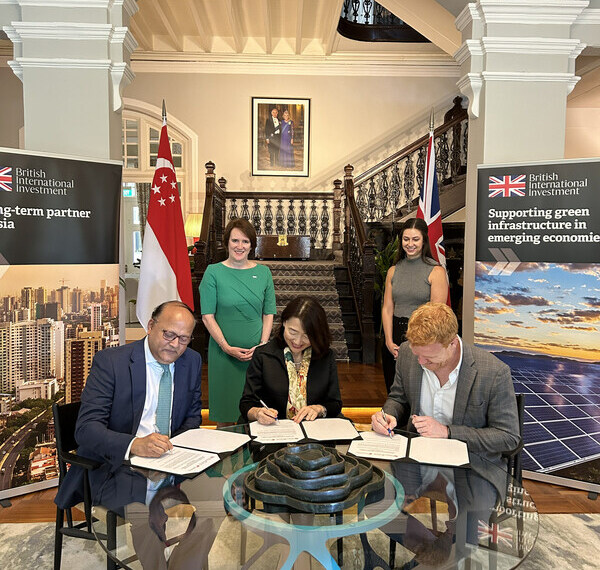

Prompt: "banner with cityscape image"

[0,148,121,497]
[475,158,600,491]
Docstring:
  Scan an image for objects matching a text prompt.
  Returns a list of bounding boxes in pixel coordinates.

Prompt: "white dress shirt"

[124,337,175,459]
[418,337,463,427]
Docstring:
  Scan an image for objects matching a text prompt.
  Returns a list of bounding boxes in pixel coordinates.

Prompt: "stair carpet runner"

[260,260,349,361]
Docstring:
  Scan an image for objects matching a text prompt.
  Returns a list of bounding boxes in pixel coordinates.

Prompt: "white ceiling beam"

[324,0,345,56]
[378,0,461,56]
[224,0,244,54]
[262,0,272,54]
[130,7,155,52]
[186,0,211,53]
[128,17,152,52]
[295,0,304,55]
[152,0,183,52]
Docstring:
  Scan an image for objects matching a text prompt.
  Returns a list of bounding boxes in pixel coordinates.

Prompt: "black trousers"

[381,316,409,394]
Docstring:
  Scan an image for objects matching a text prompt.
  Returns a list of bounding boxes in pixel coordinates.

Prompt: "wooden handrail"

[354,99,467,186]
[342,164,376,363]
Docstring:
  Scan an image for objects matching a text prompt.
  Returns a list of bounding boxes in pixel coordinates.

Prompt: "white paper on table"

[170,428,250,453]
[130,447,220,475]
[408,436,469,466]
[249,419,304,443]
[302,418,359,441]
[348,431,408,460]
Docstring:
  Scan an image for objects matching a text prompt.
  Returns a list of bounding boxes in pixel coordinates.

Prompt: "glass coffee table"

[92,426,538,569]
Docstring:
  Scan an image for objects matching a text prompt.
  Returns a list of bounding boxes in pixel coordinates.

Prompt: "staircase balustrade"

[225,192,336,253]
[342,165,376,364]
[338,0,429,43]
[354,97,468,224]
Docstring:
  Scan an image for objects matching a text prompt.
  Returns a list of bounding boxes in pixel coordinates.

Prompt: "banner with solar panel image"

[474,158,600,492]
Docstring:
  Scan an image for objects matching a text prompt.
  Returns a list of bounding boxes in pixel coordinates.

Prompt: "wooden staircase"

[262,260,349,361]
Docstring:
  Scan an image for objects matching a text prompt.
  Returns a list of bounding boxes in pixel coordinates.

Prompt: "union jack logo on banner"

[488,175,526,198]
[478,520,513,547]
[0,167,12,192]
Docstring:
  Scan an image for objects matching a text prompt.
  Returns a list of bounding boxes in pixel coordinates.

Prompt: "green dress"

[200,262,276,422]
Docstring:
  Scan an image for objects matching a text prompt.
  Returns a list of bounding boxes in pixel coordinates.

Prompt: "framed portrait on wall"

[252,97,310,177]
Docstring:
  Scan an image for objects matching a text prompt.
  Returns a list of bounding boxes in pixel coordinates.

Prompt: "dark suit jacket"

[384,341,519,466]
[264,116,281,146]
[239,339,342,421]
[55,339,202,510]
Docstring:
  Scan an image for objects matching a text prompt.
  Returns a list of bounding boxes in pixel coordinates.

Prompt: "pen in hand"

[380,409,394,438]
[153,424,174,455]
[259,399,279,424]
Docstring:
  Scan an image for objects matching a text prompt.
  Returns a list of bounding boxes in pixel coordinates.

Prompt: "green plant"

[374,235,398,297]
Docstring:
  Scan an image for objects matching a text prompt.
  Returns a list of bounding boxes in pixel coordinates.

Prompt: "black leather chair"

[502,393,525,486]
[53,401,119,570]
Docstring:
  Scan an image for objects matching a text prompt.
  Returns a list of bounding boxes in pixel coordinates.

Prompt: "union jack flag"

[478,520,513,547]
[0,167,12,191]
[488,175,526,198]
[417,129,450,305]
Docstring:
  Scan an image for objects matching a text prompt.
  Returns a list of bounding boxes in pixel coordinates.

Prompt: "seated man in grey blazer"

[372,302,519,466]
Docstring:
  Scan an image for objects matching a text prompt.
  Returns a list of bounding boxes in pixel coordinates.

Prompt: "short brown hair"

[406,302,457,347]
[223,218,257,251]
[276,296,332,360]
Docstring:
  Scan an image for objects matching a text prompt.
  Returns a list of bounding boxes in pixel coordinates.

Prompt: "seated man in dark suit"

[372,302,519,467]
[55,300,202,511]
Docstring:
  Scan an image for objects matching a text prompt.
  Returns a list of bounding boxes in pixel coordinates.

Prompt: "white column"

[3,0,138,160]
[455,0,592,341]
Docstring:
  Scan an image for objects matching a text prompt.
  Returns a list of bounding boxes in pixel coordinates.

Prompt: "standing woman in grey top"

[381,218,448,393]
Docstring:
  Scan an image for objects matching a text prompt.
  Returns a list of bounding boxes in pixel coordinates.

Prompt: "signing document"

[249,419,304,443]
[130,447,220,476]
[171,428,250,454]
[349,432,469,466]
[349,431,408,460]
[408,436,469,466]
[302,418,359,441]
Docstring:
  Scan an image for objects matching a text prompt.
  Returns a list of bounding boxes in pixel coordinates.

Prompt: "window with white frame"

[121,112,188,277]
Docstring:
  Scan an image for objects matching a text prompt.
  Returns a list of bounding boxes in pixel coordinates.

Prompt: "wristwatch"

[447,425,452,439]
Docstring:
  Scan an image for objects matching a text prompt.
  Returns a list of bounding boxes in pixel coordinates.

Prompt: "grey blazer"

[383,340,520,466]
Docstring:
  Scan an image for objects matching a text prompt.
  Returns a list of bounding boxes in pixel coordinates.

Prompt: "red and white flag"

[136,118,193,330]
[417,129,451,305]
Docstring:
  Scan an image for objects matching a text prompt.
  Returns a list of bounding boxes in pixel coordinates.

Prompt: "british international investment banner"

[0,148,121,498]
[474,158,600,491]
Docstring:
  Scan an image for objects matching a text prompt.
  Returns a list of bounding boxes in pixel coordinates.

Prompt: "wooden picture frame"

[252,97,310,177]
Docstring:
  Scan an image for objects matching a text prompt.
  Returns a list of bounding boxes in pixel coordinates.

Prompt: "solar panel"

[572,418,600,434]
[527,406,564,422]
[522,423,554,443]
[506,365,600,474]
[565,436,600,458]
[525,440,578,470]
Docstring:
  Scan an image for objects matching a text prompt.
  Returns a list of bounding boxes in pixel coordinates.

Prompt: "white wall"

[123,71,460,193]
[565,66,600,159]
[0,65,23,149]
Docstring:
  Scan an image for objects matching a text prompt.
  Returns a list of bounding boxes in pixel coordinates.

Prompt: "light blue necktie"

[154,362,172,435]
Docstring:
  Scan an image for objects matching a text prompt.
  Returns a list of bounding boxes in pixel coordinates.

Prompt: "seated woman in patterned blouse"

[239,296,343,424]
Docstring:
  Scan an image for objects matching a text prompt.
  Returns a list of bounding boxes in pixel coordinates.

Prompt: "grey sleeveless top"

[391,256,438,318]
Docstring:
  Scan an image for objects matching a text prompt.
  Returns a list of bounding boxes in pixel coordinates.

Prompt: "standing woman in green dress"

[200,218,277,427]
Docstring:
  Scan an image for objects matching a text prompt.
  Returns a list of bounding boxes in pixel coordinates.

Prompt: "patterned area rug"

[0,514,598,569]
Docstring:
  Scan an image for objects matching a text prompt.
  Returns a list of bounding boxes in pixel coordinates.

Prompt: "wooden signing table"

[91,427,538,569]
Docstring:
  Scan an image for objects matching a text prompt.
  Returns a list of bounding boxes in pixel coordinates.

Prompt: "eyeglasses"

[162,329,193,345]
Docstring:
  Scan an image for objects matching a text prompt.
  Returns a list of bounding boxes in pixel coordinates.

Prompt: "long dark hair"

[393,218,435,264]
[276,296,332,360]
